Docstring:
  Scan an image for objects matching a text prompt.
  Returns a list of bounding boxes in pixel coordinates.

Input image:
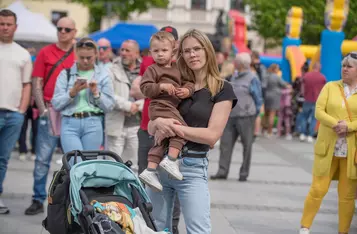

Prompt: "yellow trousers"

[301,156,357,233]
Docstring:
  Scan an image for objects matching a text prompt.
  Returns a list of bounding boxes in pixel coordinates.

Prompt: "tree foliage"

[71,0,169,33]
[244,0,357,48]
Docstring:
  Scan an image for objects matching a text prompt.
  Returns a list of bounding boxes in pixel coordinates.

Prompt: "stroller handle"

[62,150,124,170]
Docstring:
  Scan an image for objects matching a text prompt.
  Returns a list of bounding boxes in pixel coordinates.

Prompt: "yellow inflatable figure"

[324,0,349,32]
[285,7,303,39]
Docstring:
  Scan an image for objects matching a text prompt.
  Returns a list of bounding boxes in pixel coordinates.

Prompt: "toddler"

[139,31,195,191]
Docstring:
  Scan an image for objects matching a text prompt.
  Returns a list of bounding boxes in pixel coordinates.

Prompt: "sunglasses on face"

[76,41,96,48]
[57,27,74,33]
[99,46,109,51]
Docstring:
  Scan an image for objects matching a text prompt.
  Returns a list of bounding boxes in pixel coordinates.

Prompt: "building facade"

[101,0,264,52]
[0,0,264,52]
[0,0,89,36]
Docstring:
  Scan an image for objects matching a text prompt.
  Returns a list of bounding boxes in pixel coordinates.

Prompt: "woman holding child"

[143,29,237,233]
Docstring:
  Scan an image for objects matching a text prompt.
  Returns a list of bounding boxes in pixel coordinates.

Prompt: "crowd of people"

[1,7,357,234]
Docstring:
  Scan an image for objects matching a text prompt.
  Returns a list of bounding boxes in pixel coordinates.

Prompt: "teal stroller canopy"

[69,159,150,217]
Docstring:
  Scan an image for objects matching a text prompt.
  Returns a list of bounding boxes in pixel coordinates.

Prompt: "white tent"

[4,1,57,43]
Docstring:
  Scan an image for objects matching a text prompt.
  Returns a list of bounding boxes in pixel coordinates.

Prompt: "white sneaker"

[139,169,163,192]
[299,134,306,142]
[18,153,27,161]
[0,198,10,214]
[307,136,314,143]
[56,159,62,165]
[159,157,183,180]
[285,134,292,140]
[299,228,310,234]
[30,154,36,161]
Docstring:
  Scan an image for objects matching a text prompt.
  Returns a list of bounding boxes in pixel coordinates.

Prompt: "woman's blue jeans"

[146,157,211,234]
[61,116,103,165]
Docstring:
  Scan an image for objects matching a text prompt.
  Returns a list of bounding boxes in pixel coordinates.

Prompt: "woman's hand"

[89,80,99,97]
[333,120,348,137]
[70,80,88,98]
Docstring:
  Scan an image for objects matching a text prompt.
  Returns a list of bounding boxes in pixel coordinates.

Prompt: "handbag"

[47,69,71,137]
[338,85,357,164]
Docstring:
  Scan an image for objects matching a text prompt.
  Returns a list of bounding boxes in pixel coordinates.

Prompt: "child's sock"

[147,168,156,172]
[167,155,177,161]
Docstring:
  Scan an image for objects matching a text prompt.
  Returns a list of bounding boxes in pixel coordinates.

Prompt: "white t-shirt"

[0,41,32,111]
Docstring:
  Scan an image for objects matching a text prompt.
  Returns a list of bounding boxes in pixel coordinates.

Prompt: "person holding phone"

[51,38,115,157]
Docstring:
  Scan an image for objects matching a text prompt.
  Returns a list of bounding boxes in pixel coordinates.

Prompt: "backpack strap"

[66,68,71,82]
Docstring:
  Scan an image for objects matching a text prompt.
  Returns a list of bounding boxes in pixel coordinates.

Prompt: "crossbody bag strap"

[339,85,357,165]
[339,86,353,122]
[43,47,74,89]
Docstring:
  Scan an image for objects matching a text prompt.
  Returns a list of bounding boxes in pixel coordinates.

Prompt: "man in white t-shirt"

[0,9,32,214]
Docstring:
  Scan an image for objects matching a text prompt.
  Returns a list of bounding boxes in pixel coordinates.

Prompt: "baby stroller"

[43,150,160,234]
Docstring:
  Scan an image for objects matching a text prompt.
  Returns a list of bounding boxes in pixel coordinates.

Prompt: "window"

[191,0,206,10]
[230,0,245,12]
[51,11,68,25]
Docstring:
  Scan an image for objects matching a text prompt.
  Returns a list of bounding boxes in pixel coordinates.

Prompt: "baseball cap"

[160,26,179,41]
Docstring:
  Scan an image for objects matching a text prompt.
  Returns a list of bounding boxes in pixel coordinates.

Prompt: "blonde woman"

[146,29,237,233]
[299,53,357,234]
[52,38,115,154]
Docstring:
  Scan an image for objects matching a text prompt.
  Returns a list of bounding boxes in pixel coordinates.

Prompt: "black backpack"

[42,151,81,234]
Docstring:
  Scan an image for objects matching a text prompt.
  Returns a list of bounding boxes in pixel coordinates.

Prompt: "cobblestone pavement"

[1,136,357,234]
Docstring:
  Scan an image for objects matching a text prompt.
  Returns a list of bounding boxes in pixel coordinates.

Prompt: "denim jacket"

[52,63,115,116]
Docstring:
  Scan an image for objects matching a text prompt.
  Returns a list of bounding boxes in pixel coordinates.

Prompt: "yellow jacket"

[314,80,357,180]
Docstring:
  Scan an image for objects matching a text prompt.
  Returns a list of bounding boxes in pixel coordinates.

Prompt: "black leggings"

[18,107,38,154]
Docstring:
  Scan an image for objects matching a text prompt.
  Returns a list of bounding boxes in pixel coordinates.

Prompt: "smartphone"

[76,77,87,84]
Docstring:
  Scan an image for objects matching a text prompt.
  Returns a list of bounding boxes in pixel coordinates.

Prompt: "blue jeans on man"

[299,102,317,137]
[0,110,25,193]
[25,116,59,215]
[0,110,24,214]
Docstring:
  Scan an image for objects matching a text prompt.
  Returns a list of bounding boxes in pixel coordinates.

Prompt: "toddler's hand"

[160,83,176,95]
[176,88,190,99]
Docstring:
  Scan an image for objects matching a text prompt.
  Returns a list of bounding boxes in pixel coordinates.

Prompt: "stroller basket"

[43,150,157,234]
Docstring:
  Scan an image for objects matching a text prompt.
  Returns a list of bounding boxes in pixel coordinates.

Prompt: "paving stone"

[1,138,356,234]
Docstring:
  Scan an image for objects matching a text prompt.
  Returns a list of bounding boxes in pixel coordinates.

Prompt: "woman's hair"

[75,37,98,64]
[342,53,357,68]
[75,37,98,52]
[150,31,175,49]
[177,29,223,96]
[268,63,279,73]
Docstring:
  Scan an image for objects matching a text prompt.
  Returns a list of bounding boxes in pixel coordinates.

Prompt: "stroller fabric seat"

[69,160,150,218]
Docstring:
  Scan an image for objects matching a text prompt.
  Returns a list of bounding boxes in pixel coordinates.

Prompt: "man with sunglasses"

[25,17,77,216]
[97,37,113,71]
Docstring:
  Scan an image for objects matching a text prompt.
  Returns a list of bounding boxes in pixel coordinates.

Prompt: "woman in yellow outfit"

[299,53,357,234]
